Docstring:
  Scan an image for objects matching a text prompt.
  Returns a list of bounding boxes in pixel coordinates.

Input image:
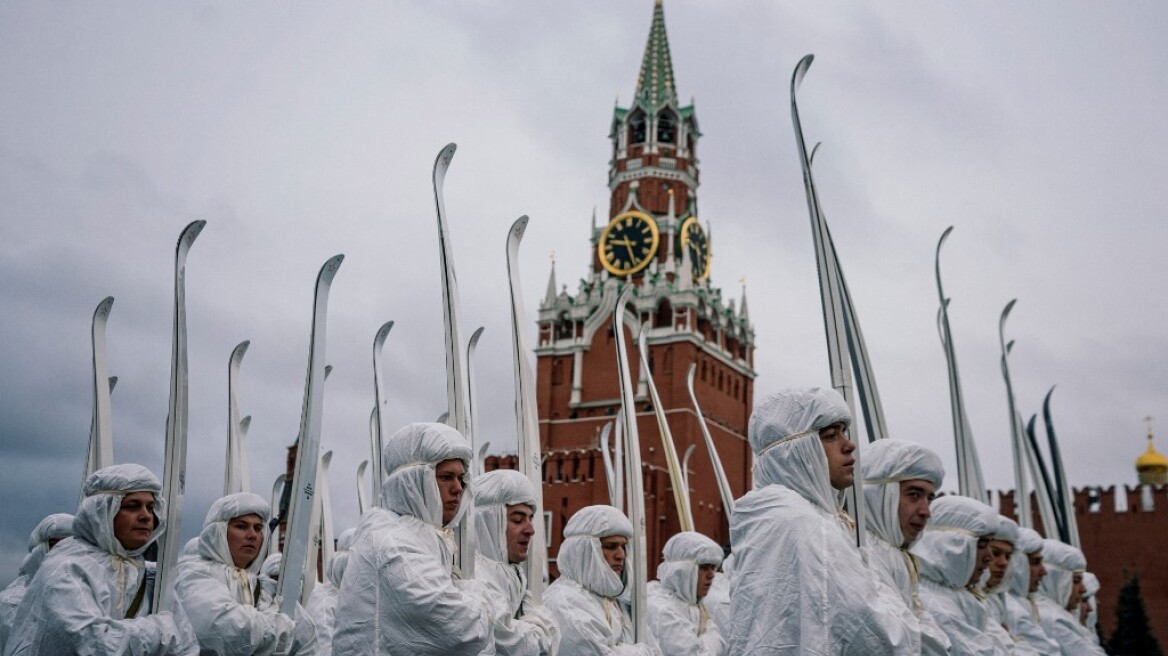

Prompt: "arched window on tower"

[654,298,672,329]
[629,110,647,145]
[657,110,677,144]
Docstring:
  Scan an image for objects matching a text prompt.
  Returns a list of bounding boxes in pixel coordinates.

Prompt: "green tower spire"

[635,0,678,109]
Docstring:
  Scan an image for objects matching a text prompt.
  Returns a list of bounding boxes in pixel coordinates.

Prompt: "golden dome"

[1137,438,1168,471]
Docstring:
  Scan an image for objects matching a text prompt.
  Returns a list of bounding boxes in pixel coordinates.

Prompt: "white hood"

[473,469,536,565]
[1007,527,1044,597]
[16,513,74,578]
[557,505,633,598]
[196,492,271,574]
[1038,539,1086,607]
[325,527,356,588]
[655,531,722,605]
[74,463,167,559]
[911,495,995,589]
[381,422,473,529]
[861,439,944,549]
[748,387,851,514]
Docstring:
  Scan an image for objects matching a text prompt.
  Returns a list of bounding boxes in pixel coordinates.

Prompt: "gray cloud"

[2,2,1166,587]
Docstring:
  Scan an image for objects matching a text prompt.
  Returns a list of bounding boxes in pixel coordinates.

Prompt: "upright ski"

[432,143,474,578]
[612,286,648,641]
[154,219,207,614]
[371,321,393,506]
[935,227,987,501]
[505,215,547,599]
[356,459,369,516]
[790,57,866,546]
[466,326,486,476]
[86,296,115,483]
[686,364,735,518]
[999,300,1030,528]
[278,254,344,614]
[637,328,692,531]
[225,340,250,495]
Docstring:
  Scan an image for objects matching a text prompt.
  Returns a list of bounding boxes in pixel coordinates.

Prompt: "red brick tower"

[532,0,756,575]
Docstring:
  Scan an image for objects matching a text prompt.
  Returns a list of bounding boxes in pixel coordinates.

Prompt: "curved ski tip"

[792,54,814,89]
[95,296,115,319]
[469,325,485,346]
[319,254,345,282]
[1044,385,1057,401]
[239,416,251,432]
[686,363,697,386]
[1001,298,1017,318]
[375,320,394,344]
[357,460,368,475]
[324,364,334,379]
[808,142,822,167]
[322,450,333,465]
[232,340,250,359]
[510,215,530,240]
[108,376,119,392]
[938,225,954,248]
[181,219,207,246]
[435,143,457,169]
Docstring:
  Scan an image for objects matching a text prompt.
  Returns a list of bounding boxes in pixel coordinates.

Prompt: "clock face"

[599,211,660,277]
[680,217,711,280]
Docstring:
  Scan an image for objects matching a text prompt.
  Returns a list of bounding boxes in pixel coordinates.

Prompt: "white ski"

[356,459,369,516]
[999,300,1030,528]
[278,254,344,615]
[612,286,648,641]
[371,321,393,506]
[637,328,692,531]
[686,364,735,518]
[154,219,207,614]
[935,227,987,501]
[225,340,250,495]
[505,215,547,599]
[790,57,866,547]
[268,473,285,558]
[238,415,252,494]
[466,326,485,476]
[431,143,474,578]
[86,296,115,483]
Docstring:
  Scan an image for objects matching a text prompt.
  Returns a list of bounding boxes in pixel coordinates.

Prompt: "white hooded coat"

[999,528,1059,653]
[472,470,559,655]
[544,505,659,655]
[728,388,916,655]
[3,464,198,656]
[859,438,952,656]
[1034,540,1105,656]
[332,422,493,655]
[304,527,355,656]
[0,514,74,650]
[646,531,725,656]
[1081,572,1101,645]
[910,495,1007,656]
[173,492,317,655]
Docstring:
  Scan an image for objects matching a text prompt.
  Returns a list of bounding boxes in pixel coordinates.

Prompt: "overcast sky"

[2,2,1166,585]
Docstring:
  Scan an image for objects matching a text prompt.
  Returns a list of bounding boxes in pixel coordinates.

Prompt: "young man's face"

[696,563,717,600]
[113,491,157,551]
[226,513,266,569]
[968,536,993,586]
[434,459,466,525]
[1027,550,1046,593]
[1067,572,1086,610]
[986,540,1015,589]
[600,535,627,575]
[505,504,535,564]
[897,480,935,547]
[818,422,856,490]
